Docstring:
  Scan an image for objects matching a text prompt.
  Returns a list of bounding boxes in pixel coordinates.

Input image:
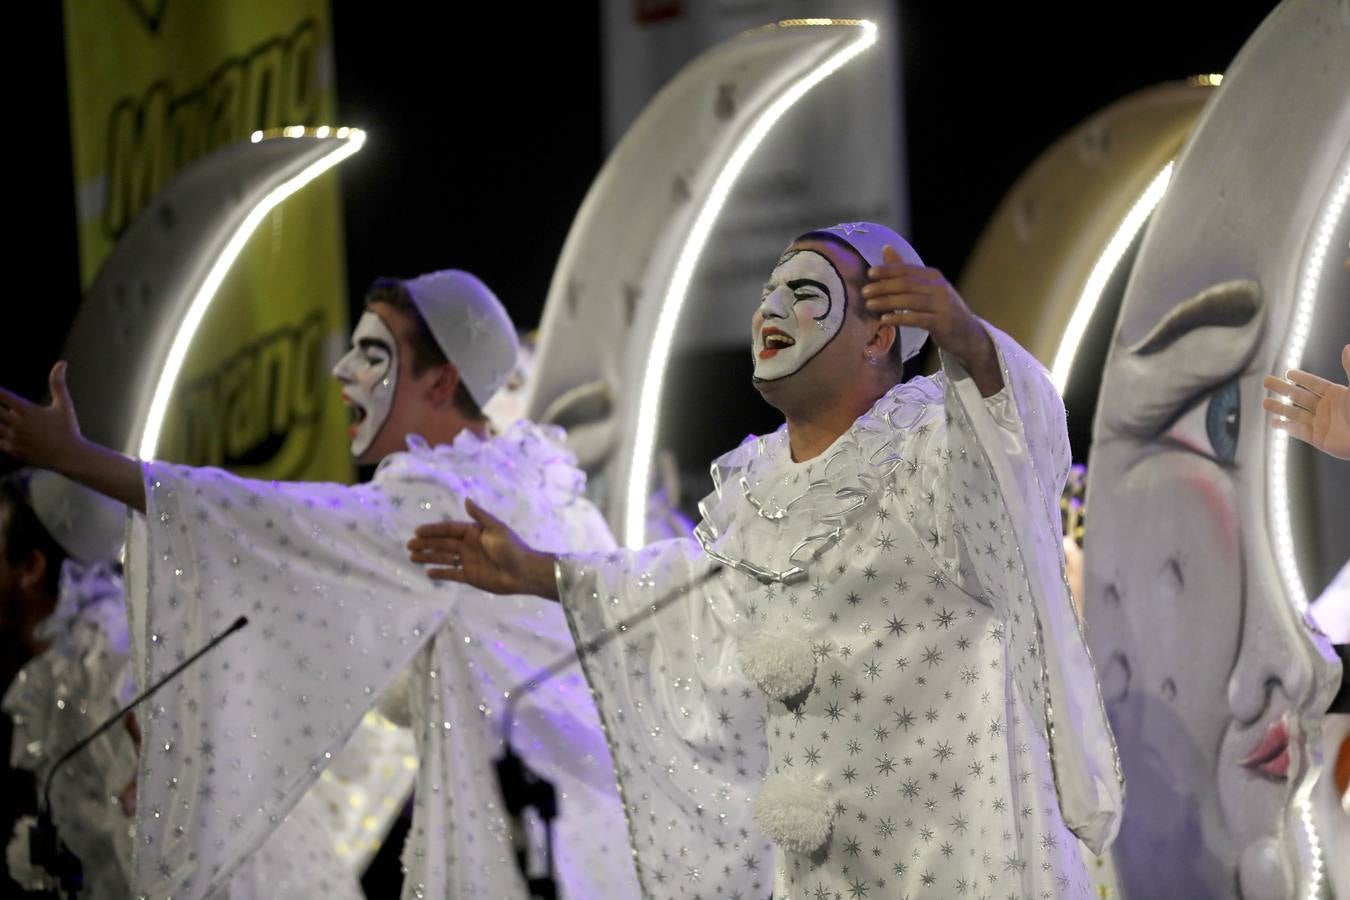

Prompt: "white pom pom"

[753,773,832,853]
[738,628,816,701]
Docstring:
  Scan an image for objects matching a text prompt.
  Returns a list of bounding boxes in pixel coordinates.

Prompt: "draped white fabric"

[558,325,1122,898]
[125,422,639,898]
[4,562,364,899]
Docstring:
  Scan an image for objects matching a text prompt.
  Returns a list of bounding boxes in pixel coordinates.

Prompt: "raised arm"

[0,362,145,511]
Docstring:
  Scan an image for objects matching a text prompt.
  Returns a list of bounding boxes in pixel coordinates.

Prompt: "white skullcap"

[812,222,929,362]
[25,470,126,563]
[401,270,520,408]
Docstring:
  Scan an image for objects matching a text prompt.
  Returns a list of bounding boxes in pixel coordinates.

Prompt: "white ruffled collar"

[379,420,589,509]
[693,375,945,584]
[33,559,127,654]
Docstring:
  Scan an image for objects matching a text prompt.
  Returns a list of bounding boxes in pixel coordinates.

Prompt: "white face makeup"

[751,249,848,381]
[332,310,399,459]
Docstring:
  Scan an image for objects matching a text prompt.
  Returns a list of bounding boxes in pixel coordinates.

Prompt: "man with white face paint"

[750,241,928,387]
[0,271,639,898]
[332,298,401,462]
[409,223,1122,899]
[752,247,848,380]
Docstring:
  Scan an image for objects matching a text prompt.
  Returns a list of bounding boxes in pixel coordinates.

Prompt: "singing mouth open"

[341,392,368,438]
[759,326,796,359]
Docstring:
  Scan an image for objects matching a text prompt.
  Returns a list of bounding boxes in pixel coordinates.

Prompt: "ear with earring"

[865,349,878,366]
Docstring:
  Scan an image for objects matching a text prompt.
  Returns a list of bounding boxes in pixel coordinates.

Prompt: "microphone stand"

[495,564,723,900]
[30,615,249,897]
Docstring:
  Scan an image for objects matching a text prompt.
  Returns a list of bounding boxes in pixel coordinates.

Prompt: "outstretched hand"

[408,499,559,600]
[0,361,147,512]
[0,362,85,469]
[1263,344,1350,460]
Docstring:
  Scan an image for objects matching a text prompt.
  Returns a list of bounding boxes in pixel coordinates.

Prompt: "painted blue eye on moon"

[1165,379,1240,466]
[1204,381,1240,466]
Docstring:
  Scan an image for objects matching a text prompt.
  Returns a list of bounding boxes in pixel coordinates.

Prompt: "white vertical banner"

[602,0,908,349]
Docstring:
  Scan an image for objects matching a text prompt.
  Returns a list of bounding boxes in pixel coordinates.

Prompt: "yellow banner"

[64,0,352,483]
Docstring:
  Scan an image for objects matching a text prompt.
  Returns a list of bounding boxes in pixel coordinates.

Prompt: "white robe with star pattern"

[3,562,364,900]
[557,325,1122,899]
[123,422,640,898]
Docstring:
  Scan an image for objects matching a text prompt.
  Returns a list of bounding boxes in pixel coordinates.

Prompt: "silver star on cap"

[48,490,77,537]
[462,307,491,343]
[832,223,870,236]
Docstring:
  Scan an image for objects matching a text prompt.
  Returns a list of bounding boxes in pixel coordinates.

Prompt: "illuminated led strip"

[1268,153,1348,900]
[1269,156,1349,616]
[136,126,366,458]
[1050,161,1175,393]
[1300,794,1324,900]
[623,19,878,547]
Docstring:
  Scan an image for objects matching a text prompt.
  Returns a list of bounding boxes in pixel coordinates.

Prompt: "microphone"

[495,564,723,900]
[31,615,249,896]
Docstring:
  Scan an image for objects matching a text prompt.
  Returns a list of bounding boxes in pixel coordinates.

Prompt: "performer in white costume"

[0,272,638,898]
[2,470,138,895]
[410,223,1123,899]
[1,471,362,899]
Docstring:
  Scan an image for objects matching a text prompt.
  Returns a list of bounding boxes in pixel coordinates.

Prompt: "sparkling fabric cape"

[125,421,639,898]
